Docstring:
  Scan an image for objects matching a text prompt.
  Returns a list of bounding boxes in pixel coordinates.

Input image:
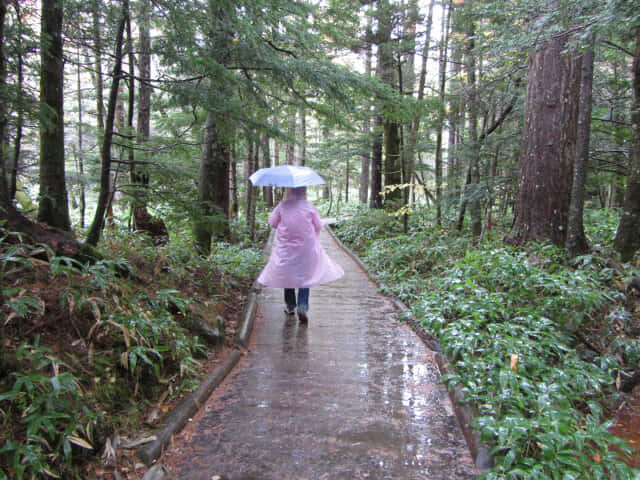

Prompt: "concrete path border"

[325,222,494,471]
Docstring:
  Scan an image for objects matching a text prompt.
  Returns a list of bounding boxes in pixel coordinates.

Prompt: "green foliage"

[0,339,98,480]
[334,207,639,479]
[1,223,262,476]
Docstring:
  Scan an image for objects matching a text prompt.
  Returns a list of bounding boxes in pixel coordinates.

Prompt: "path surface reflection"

[162,227,479,479]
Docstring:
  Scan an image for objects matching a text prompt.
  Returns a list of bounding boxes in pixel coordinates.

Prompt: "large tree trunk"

[513,32,581,247]
[86,8,127,246]
[194,112,231,254]
[614,28,640,261]
[566,44,594,257]
[38,0,71,231]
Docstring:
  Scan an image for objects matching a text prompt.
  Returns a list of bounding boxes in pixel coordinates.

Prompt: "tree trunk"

[263,135,273,208]
[86,8,127,246]
[194,112,231,254]
[370,115,384,209]
[75,47,85,227]
[300,106,306,166]
[405,0,434,211]
[286,108,296,165]
[566,43,594,257]
[245,138,257,241]
[38,0,71,231]
[434,1,450,225]
[513,32,581,247]
[9,2,25,203]
[0,0,8,202]
[614,28,640,261]
[359,16,373,205]
[458,2,481,236]
[92,0,105,134]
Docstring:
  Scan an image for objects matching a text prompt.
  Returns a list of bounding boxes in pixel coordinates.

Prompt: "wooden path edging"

[136,232,276,467]
[325,223,494,472]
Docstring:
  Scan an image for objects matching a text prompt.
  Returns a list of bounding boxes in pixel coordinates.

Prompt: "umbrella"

[249,164,326,187]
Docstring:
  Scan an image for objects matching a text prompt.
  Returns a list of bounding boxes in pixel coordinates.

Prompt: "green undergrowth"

[0,224,263,479]
[333,207,640,480]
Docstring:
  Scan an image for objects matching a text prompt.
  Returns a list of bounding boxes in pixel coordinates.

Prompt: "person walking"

[257,187,344,322]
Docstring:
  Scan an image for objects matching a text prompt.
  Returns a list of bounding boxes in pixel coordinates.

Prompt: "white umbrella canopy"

[249,164,326,187]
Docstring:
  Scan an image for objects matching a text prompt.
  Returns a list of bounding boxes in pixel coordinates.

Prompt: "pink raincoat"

[257,193,344,288]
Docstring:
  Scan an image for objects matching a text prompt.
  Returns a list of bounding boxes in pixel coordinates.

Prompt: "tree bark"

[38,0,71,231]
[263,135,273,208]
[614,28,640,261]
[566,43,594,257]
[131,0,166,239]
[434,1,450,225]
[194,112,231,254]
[245,137,257,241]
[286,108,296,165]
[514,32,581,247]
[457,2,481,236]
[0,0,8,202]
[359,16,373,205]
[370,115,384,209]
[86,7,127,246]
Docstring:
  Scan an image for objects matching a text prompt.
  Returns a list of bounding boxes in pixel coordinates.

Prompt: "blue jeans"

[284,288,310,313]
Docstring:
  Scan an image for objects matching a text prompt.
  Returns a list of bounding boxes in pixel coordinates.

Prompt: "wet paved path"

[162,226,479,479]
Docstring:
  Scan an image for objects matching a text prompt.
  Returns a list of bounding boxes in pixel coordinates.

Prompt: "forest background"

[1,0,640,478]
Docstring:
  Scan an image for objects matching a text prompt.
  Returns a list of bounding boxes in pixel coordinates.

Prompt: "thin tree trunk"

[9,1,24,202]
[614,28,640,261]
[286,109,296,165]
[86,8,127,246]
[370,115,384,209]
[406,0,434,208]
[434,1,450,225]
[263,135,273,208]
[460,4,482,236]
[0,0,7,203]
[566,43,594,257]
[38,0,71,230]
[359,16,373,205]
[300,106,306,166]
[246,138,257,241]
[76,47,85,227]
[92,0,105,134]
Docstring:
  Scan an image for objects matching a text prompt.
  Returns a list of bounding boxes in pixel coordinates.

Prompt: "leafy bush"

[0,340,98,480]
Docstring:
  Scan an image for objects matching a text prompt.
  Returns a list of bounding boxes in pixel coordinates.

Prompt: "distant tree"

[38,0,71,231]
[86,2,127,246]
[0,0,8,200]
[614,29,640,261]
[513,32,581,247]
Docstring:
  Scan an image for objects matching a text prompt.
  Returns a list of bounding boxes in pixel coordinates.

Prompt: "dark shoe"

[298,311,308,323]
[284,306,296,315]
